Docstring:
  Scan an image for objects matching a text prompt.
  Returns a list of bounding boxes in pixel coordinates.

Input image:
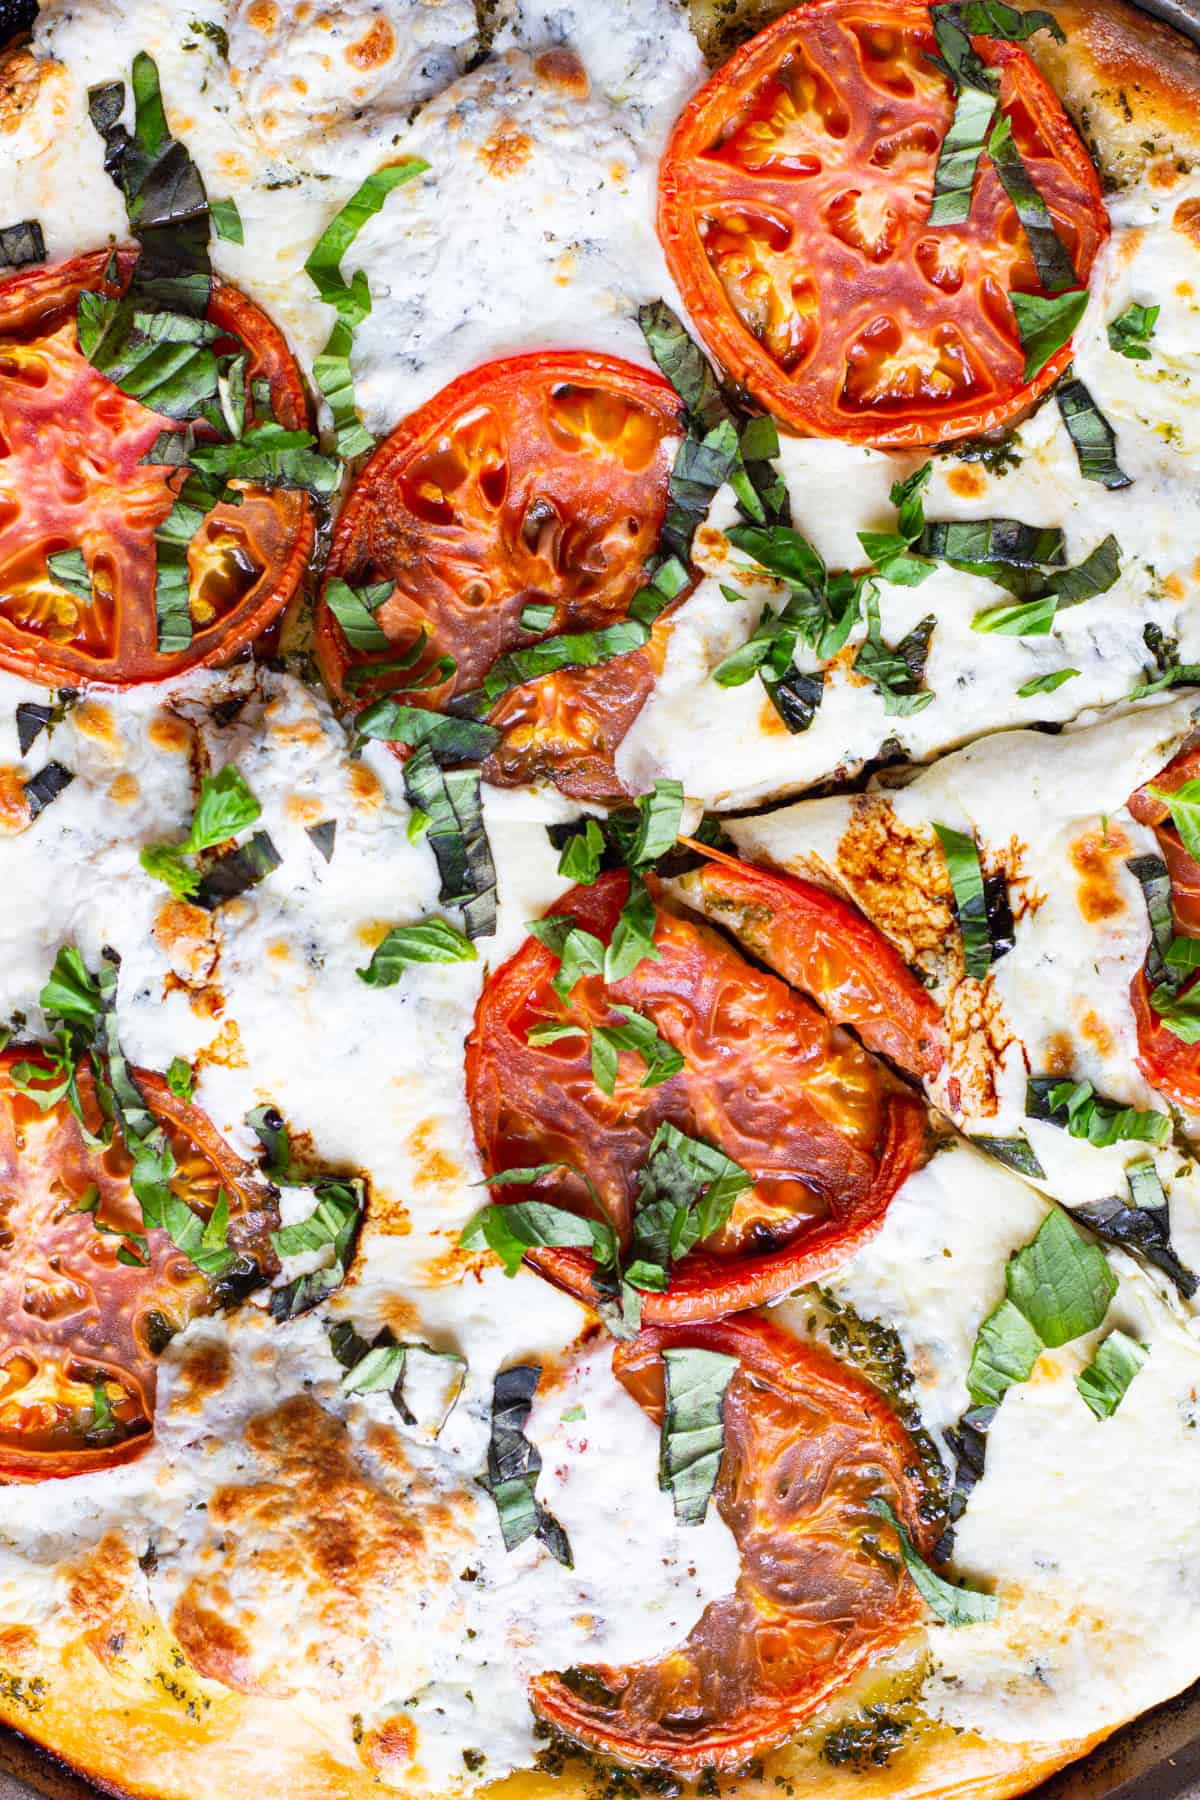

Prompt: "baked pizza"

[0,1,1198,1798]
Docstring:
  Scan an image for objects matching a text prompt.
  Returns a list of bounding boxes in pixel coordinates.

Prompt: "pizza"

[0,0,1198,1798]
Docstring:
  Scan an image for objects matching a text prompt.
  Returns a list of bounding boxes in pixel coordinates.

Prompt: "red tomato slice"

[658,0,1109,445]
[530,1314,934,1771]
[316,352,681,802]
[676,838,945,1078]
[1129,746,1200,1107]
[466,870,926,1320]
[0,1046,276,1480]
[0,250,315,686]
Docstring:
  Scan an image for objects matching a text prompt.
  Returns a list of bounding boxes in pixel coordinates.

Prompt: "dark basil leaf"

[1011,288,1088,381]
[929,83,996,225]
[191,831,281,909]
[187,420,341,497]
[603,870,661,983]
[628,554,690,630]
[854,586,935,717]
[16,702,54,756]
[481,619,647,704]
[306,819,337,863]
[927,3,994,91]
[986,115,1076,293]
[1026,1076,1169,1147]
[659,1344,738,1526]
[1056,377,1132,490]
[868,1498,999,1626]
[763,666,823,732]
[1075,1166,1197,1300]
[24,762,73,818]
[918,518,1065,569]
[355,698,500,765]
[633,1121,751,1269]
[1126,853,1175,992]
[268,1177,364,1319]
[969,1134,1046,1179]
[638,299,724,429]
[0,219,44,268]
[482,1364,572,1566]
[403,746,496,939]
[209,197,242,244]
[944,1403,995,1522]
[955,2,1064,41]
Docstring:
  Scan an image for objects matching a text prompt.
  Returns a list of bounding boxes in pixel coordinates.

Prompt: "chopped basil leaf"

[357,917,476,987]
[25,762,74,819]
[520,600,557,633]
[764,666,824,733]
[603,870,661,983]
[659,1345,738,1526]
[927,3,994,90]
[268,1176,364,1319]
[15,702,54,756]
[306,818,337,863]
[46,548,93,602]
[629,554,690,629]
[324,577,394,652]
[403,747,496,940]
[331,1323,465,1436]
[1149,777,1200,863]
[1056,377,1132,490]
[987,115,1076,293]
[304,162,428,457]
[556,818,605,884]
[591,1005,683,1096]
[88,1383,117,1438]
[854,585,935,716]
[481,619,647,704]
[1005,1207,1117,1347]
[1149,981,1200,1043]
[968,1296,1043,1405]
[482,1365,572,1565]
[1107,302,1159,361]
[1010,288,1088,381]
[270,1182,361,1257]
[150,485,204,654]
[1017,667,1079,697]
[929,83,996,225]
[140,764,261,899]
[191,830,281,910]
[626,779,684,870]
[868,1497,999,1626]
[971,534,1121,635]
[0,219,45,269]
[1026,1076,1169,1147]
[165,1056,194,1101]
[1075,1165,1197,1301]
[542,923,605,1004]
[1077,1329,1147,1419]
[954,2,1064,40]
[187,420,341,497]
[968,1133,1046,1179]
[933,823,991,979]
[919,518,1065,569]
[632,1121,752,1268]
[461,1190,617,1280]
[355,697,500,765]
[209,196,243,244]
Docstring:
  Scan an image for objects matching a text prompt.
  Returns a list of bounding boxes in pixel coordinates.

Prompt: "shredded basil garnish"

[868,1498,999,1625]
[1075,1163,1197,1300]
[482,1365,572,1566]
[1056,376,1132,490]
[934,823,992,979]
[854,586,935,716]
[1011,289,1088,381]
[402,745,496,939]
[1108,302,1159,362]
[968,1134,1046,1179]
[24,762,74,819]
[929,83,996,225]
[0,219,45,269]
[659,1344,738,1526]
[330,1322,465,1436]
[1077,1329,1147,1419]
[357,917,476,987]
[986,115,1076,293]
[1026,1077,1169,1147]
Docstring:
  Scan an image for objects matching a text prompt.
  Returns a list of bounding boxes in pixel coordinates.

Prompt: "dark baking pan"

[0,0,1198,1795]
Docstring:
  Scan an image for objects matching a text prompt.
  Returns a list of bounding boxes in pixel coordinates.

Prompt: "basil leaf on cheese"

[25,763,74,819]
[304,162,428,457]
[919,518,1065,569]
[403,747,496,940]
[1010,288,1088,381]
[968,1134,1046,1179]
[191,831,281,910]
[165,1057,194,1101]
[1005,1207,1117,1347]
[1149,777,1200,863]
[268,1179,364,1320]
[868,1498,999,1626]
[0,219,45,268]
[483,1364,572,1566]
[625,779,685,870]
[659,1345,738,1526]
[929,82,996,225]
[324,577,394,652]
[967,1296,1043,1406]
[764,666,825,732]
[355,697,500,765]
[271,1183,362,1258]
[1017,667,1079,697]
[591,1006,683,1096]
[140,764,261,899]
[1056,378,1132,490]
[1026,1077,1169,1148]
[16,702,54,756]
[971,534,1121,635]
[556,819,605,884]
[357,918,476,987]
[1076,1167,1197,1300]
[1107,302,1159,362]
[986,115,1076,293]
[209,197,243,244]
[1077,1329,1148,1420]
[854,586,935,716]
[306,818,337,863]
[933,823,992,979]
[331,1323,466,1435]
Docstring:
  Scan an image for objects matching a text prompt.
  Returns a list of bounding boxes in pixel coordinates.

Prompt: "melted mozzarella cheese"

[717,694,1200,1278]
[619,176,1200,811]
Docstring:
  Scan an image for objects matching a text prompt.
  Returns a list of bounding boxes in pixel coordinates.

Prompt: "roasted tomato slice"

[531,1314,934,1771]
[0,1046,276,1480]
[1128,746,1200,1108]
[315,352,681,802]
[674,840,945,1079]
[466,870,926,1319]
[658,0,1109,445]
[0,250,315,686]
